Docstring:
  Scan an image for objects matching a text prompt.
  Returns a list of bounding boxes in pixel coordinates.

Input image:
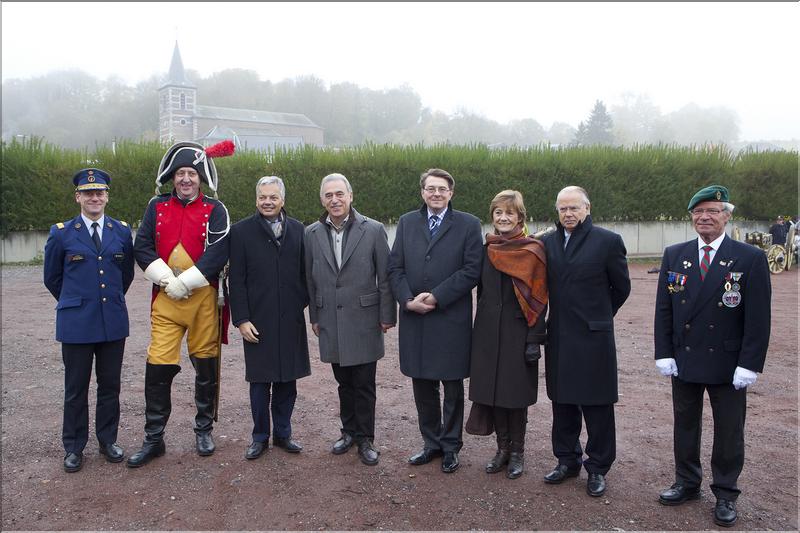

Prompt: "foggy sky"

[2,2,798,141]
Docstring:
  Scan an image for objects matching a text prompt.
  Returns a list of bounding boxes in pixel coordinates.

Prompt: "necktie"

[700,245,712,280]
[429,215,440,237]
[91,222,102,252]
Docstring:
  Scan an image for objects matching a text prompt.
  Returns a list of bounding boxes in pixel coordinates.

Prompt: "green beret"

[688,185,729,211]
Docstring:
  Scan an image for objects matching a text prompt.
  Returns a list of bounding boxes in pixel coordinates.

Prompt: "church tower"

[158,42,197,144]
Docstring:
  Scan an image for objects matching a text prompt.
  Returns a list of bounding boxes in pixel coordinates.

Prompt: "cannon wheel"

[766,244,786,274]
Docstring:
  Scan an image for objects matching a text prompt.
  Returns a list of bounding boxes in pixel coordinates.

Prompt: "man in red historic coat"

[127,141,232,467]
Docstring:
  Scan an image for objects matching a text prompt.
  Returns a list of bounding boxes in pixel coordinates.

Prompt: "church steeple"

[158,41,197,144]
[162,41,195,89]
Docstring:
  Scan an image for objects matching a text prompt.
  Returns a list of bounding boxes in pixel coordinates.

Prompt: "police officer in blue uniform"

[44,168,135,473]
[654,185,771,528]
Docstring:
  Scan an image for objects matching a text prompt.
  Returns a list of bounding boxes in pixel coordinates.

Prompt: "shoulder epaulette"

[56,222,65,229]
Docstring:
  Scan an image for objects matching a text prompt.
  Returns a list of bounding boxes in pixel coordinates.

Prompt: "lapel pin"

[719,260,727,266]
[682,260,692,269]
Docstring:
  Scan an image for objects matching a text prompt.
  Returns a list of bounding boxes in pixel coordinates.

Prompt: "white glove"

[656,358,679,377]
[143,258,175,287]
[165,276,190,300]
[732,366,757,390]
[177,266,210,291]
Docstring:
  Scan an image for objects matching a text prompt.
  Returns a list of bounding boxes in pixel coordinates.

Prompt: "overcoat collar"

[555,215,593,259]
[417,202,455,250]
[311,208,368,272]
[253,208,287,250]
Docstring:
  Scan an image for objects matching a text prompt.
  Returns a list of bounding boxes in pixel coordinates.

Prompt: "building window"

[180,93,186,110]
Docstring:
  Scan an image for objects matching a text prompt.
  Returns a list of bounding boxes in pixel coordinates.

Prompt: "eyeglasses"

[557,205,584,214]
[423,186,451,194]
[690,208,723,216]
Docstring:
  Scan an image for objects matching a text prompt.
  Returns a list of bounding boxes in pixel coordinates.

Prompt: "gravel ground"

[1,263,797,531]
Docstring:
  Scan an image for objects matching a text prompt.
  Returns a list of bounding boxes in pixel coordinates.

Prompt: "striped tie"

[429,215,440,237]
[700,245,712,280]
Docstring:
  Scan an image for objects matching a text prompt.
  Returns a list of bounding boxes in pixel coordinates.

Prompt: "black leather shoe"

[273,436,303,453]
[196,432,215,456]
[658,483,701,506]
[507,451,524,480]
[408,448,443,465]
[441,452,460,473]
[332,433,355,455]
[357,440,380,466]
[245,441,267,460]
[714,499,737,527]
[543,464,581,484]
[64,452,83,473]
[485,449,510,474]
[587,473,606,497]
[126,440,166,468]
[99,442,124,463]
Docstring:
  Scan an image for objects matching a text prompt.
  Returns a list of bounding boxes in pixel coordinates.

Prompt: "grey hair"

[320,173,353,196]
[256,176,285,200]
[722,202,735,213]
[555,185,591,209]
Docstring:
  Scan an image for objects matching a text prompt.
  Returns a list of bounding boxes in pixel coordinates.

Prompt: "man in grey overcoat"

[387,168,483,473]
[228,176,310,460]
[305,173,396,466]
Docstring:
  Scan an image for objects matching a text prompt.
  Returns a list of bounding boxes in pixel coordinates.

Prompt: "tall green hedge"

[1,138,797,234]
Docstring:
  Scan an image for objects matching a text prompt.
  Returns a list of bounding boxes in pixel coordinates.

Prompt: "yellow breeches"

[147,244,219,365]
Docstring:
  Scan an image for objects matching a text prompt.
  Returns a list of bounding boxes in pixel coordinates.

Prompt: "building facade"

[158,42,324,149]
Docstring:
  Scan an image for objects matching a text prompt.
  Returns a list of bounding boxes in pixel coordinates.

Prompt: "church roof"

[195,105,322,129]
[197,125,305,151]
[160,41,195,89]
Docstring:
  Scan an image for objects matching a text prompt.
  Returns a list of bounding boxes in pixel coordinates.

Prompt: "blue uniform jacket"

[654,235,771,384]
[44,214,135,343]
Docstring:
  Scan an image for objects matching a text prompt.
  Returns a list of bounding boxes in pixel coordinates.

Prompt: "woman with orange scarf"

[466,190,548,479]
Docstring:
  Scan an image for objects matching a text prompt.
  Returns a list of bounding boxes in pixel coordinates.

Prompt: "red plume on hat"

[205,139,235,159]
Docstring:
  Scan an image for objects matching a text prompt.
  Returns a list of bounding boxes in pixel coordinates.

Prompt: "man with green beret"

[654,184,771,527]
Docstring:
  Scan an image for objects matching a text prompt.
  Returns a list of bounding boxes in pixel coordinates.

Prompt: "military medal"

[722,272,742,307]
[667,271,687,294]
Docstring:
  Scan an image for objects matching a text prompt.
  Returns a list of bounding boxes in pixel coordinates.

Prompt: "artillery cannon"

[743,229,796,274]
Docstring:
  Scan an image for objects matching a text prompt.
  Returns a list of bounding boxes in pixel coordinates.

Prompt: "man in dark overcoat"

[541,185,631,497]
[305,173,396,466]
[44,168,134,472]
[654,185,770,528]
[387,168,483,473]
[228,176,310,460]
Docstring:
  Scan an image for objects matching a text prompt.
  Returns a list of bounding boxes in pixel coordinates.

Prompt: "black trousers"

[493,407,528,453]
[331,361,377,443]
[412,378,464,453]
[551,401,616,475]
[249,381,296,443]
[671,376,747,501]
[62,339,125,454]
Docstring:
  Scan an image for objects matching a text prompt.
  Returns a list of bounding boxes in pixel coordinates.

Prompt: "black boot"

[127,363,180,468]
[191,355,218,456]
[486,433,510,474]
[507,450,525,479]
